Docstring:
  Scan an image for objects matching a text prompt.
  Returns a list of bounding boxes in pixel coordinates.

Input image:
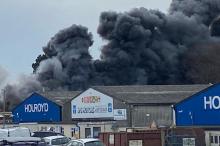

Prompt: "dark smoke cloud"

[210,16,220,36]
[95,8,211,85]
[35,24,93,90]
[170,0,220,25]
[4,0,220,110]
[32,0,220,89]
[183,42,220,84]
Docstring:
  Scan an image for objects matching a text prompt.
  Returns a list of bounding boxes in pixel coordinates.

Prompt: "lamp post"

[1,89,6,128]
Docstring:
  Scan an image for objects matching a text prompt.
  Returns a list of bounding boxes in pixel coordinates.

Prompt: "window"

[85,141,104,146]
[40,126,47,131]
[85,128,91,138]
[93,127,101,138]
[67,141,83,146]
[215,136,218,144]
[51,137,70,145]
[210,136,214,143]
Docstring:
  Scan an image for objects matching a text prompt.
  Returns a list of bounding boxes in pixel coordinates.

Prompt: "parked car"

[32,131,65,138]
[65,138,105,146]
[0,137,46,146]
[43,135,70,146]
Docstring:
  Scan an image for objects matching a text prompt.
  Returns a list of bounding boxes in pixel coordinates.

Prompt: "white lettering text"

[204,96,220,110]
[24,103,49,112]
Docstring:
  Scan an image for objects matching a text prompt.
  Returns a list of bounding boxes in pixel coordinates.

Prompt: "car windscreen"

[32,132,64,138]
[85,141,104,146]
[51,137,70,145]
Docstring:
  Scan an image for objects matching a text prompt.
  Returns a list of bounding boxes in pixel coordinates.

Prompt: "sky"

[0,0,172,82]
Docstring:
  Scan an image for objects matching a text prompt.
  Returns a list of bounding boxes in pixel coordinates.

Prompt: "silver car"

[43,136,70,146]
[66,138,105,146]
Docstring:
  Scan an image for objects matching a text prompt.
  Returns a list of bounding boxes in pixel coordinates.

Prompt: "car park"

[65,138,105,146]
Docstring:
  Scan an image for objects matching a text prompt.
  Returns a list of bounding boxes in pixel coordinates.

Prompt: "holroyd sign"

[71,88,114,119]
[12,93,61,123]
[175,84,220,126]
[204,96,220,110]
[24,103,49,112]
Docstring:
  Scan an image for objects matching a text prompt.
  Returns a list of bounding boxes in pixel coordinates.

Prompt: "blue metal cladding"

[12,93,61,123]
[175,83,220,126]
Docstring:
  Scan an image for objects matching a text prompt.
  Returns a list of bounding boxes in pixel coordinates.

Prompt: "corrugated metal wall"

[132,105,172,127]
[62,102,72,123]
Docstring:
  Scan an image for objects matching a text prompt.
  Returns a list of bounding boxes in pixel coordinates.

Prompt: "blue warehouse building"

[174,83,220,145]
[175,83,220,126]
[12,92,62,123]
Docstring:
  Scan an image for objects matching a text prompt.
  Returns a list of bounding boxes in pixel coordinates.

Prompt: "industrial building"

[174,83,220,146]
[11,84,210,140]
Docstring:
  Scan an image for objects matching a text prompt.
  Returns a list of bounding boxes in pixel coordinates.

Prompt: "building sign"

[129,140,143,146]
[71,88,114,119]
[12,93,61,123]
[109,134,114,144]
[114,109,127,120]
[183,138,195,146]
[24,103,49,112]
[204,96,220,110]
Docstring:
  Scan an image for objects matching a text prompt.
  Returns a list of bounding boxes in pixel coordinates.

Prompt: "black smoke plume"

[4,0,220,110]
[35,25,93,90]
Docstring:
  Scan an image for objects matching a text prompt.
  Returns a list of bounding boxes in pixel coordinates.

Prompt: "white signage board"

[71,88,113,119]
[114,109,127,120]
[129,140,142,146]
[109,134,114,144]
[183,138,195,146]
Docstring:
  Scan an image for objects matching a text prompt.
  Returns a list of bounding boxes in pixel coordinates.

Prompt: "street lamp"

[2,89,5,113]
[1,89,6,128]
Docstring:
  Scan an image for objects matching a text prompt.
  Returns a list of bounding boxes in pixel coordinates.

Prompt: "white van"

[0,127,43,145]
[0,127,31,137]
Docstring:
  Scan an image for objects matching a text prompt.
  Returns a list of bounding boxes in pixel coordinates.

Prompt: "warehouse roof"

[38,84,211,105]
[39,91,81,106]
[92,84,211,105]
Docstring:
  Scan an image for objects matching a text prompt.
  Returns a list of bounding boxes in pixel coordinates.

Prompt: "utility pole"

[2,89,6,128]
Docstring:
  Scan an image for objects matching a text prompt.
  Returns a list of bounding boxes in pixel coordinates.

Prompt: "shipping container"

[99,130,162,146]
